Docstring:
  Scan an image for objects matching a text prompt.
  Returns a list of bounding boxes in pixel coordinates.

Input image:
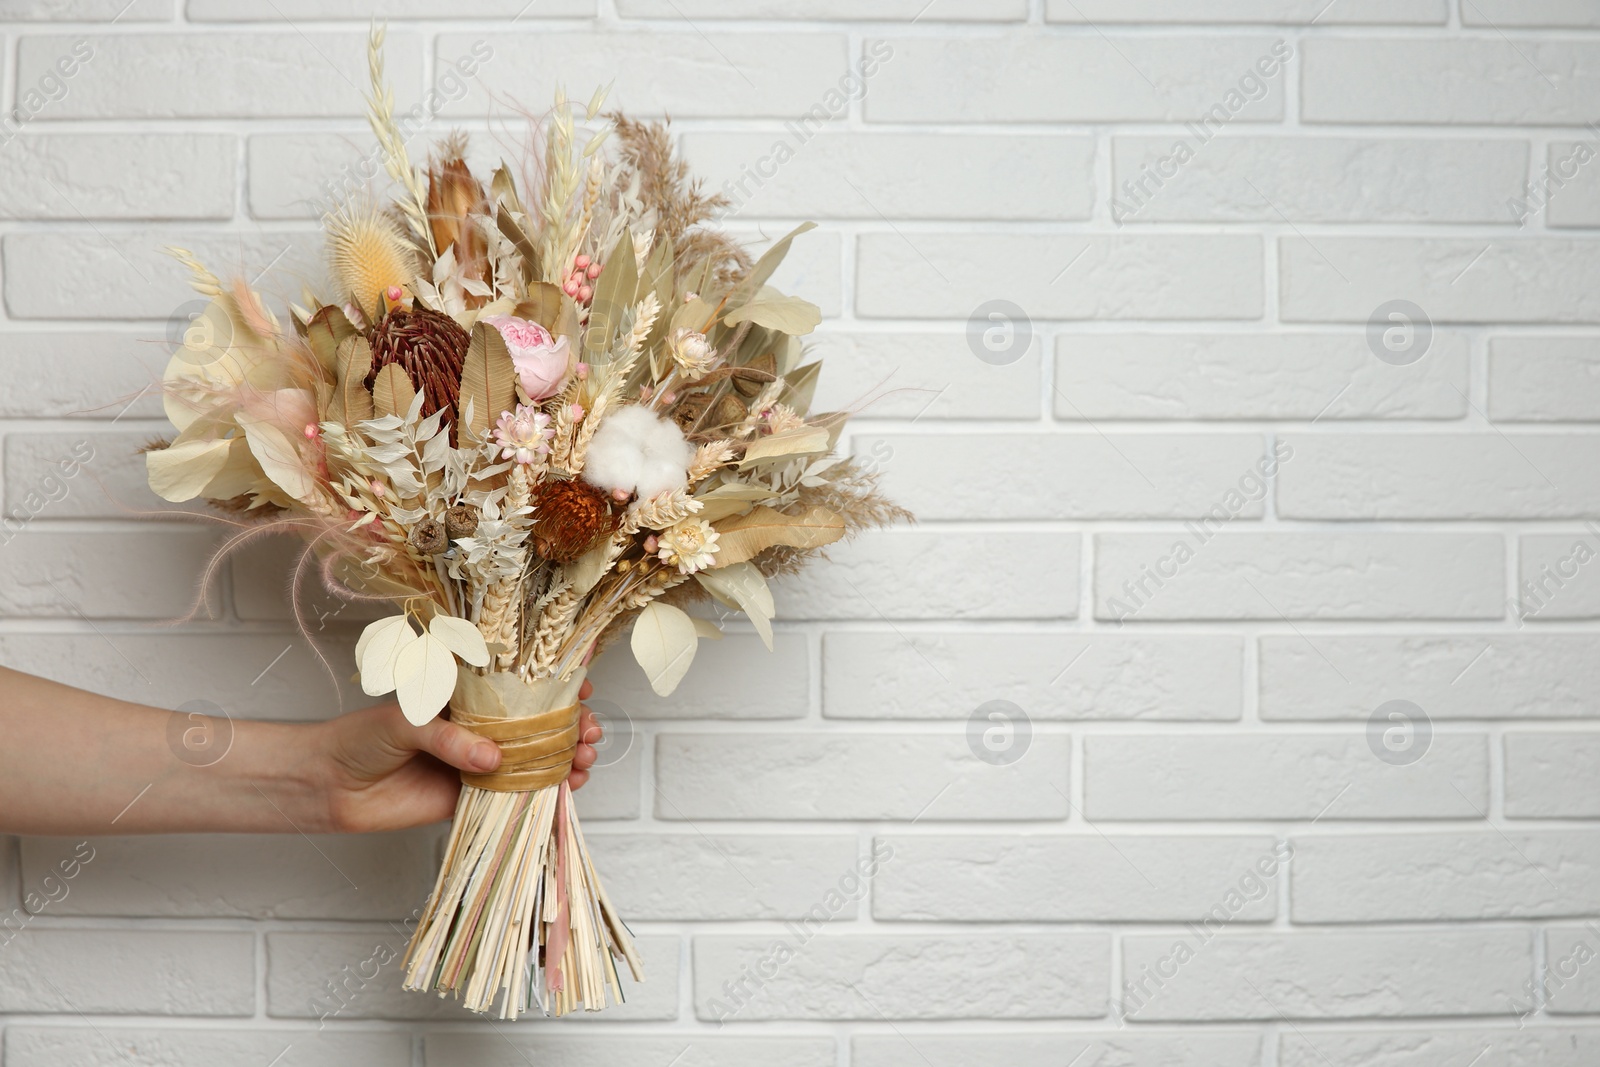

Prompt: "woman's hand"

[312,680,603,834]
[0,666,606,837]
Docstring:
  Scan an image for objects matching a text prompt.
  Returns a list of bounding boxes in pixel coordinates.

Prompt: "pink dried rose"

[483,314,571,400]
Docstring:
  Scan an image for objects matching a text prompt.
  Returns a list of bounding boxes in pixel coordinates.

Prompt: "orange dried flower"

[528,478,620,563]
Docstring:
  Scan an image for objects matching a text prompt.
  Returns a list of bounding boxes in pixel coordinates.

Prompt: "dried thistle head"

[529,478,620,563]
[326,204,416,323]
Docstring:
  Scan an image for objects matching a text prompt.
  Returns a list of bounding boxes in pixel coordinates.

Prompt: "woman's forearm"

[0,667,326,836]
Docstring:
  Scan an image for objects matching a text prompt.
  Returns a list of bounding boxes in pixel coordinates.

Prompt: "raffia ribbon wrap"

[449,670,586,791]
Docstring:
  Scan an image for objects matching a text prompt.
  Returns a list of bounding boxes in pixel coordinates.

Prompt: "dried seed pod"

[670,392,710,433]
[708,393,749,431]
[731,353,776,397]
[409,518,448,555]
[443,503,479,540]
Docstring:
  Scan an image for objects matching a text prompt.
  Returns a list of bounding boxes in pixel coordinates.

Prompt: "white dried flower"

[761,402,807,435]
[669,327,717,382]
[656,517,719,575]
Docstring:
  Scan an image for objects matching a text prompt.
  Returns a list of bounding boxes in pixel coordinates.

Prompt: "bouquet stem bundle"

[402,668,641,1018]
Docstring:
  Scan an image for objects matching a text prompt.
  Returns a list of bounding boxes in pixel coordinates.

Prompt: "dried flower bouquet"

[143,27,904,1020]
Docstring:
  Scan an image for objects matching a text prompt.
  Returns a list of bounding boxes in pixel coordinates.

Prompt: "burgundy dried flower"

[367,307,470,425]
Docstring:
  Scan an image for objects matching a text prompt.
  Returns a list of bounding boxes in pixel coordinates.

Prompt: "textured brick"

[6,431,168,518]
[1095,533,1505,621]
[1542,141,1600,228]
[1113,136,1524,223]
[16,33,423,118]
[853,1031,1265,1067]
[1084,734,1489,820]
[0,332,162,420]
[1278,433,1600,519]
[686,132,1093,221]
[867,35,1288,123]
[20,831,438,919]
[425,1036,837,1067]
[620,0,1023,17]
[0,530,219,620]
[3,0,169,16]
[1278,1027,1600,1067]
[1505,733,1600,818]
[1281,237,1600,324]
[1544,924,1600,1013]
[812,330,1042,420]
[1055,331,1469,420]
[588,632,808,720]
[9,5,1600,1054]
[1490,337,1600,421]
[438,32,848,119]
[1260,634,1600,721]
[0,134,234,220]
[0,930,252,1014]
[267,931,679,1020]
[0,631,368,722]
[823,631,1243,721]
[775,531,1079,620]
[195,0,592,15]
[860,433,1271,520]
[574,738,643,821]
[656,733,1069,821]
[857,233,1263,320]
[1463,1,1600,26]
[1292,831,1600,921]
[3,229,320,321]
[694,933,1109,1020]
[589,834,860,920]
[4,1029,409,1067]
[874,834,1281,922]
[1518,533,1600,620]
[1049,0,1443,22]
[1121,929,1530,1020]
[1302,38,1600,125]
[249,132,396,221]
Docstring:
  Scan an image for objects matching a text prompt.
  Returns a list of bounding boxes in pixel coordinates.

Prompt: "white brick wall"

[1,2,1598,1065]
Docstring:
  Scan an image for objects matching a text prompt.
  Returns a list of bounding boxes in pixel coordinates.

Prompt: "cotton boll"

[583,404,693,499]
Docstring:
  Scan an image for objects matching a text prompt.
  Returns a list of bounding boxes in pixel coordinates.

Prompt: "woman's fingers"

[568,704,602,789]
[410,714,501,774]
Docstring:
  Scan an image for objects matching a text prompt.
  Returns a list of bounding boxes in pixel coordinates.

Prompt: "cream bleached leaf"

[236,410,318,504]
[722,286,822,336]
[694,561,775,651]
[394,632,460,725]
[358,615,418,696]
[630,601,699,697]
[738,426,831,469]
[428,614,491,667]
[145,436,234,502]
[711,506,845,568]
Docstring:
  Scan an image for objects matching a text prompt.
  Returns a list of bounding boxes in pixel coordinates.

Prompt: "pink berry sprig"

[563,254,603,304]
